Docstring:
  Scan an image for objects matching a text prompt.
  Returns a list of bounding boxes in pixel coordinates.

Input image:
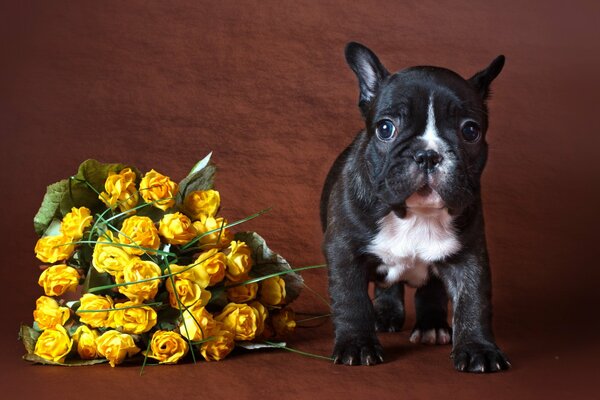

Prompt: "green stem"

[262,341,333,362]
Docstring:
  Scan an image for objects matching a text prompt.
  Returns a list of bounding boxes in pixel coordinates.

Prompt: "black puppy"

[320,42,510,373]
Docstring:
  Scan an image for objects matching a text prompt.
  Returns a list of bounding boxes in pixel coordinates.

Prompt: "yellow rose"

[99,168,139,213]
[165,270,211,309]
[92,231,133,276]
[192,216,233,250]
[144,331,189,364]
[110,301,157,334]
[179,305,219,341]
[199,329,235,362]
[259,276,286,306]
[225,241,253,282]
[60,207,93,240]
[34,234,75,263]
[33,296,70,330]
[271,307,296,338]
[38,264,80,297]
[215,302,259,341]
[158,212,196,245]
[183,190,220,220]
[118,216,160,255]
[72,325,100,359]
[34,324,73,363]
[139,169,178,211]
[96,330,140,367]
[193,249,226,286]
[249,301,268,337]
[226,282,258,303]
[116,258,162,302]
[76,293,114,328]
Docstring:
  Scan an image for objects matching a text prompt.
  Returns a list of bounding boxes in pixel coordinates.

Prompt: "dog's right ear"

[345,42,389,117]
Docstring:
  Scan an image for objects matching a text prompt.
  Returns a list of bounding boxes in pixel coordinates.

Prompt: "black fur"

[321,42,510,372]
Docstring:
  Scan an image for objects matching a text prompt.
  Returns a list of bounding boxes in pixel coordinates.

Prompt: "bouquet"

[20,154,306,367]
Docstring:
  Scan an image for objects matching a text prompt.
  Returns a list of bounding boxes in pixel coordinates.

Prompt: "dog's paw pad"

[451,342,511,373]
[409,328,451,345]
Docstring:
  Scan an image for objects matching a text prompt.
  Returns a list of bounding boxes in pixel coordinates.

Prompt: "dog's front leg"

[326,244,383,366]
[437,252,511,373]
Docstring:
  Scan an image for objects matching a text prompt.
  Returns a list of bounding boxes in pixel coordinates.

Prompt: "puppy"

[320,42,510,372]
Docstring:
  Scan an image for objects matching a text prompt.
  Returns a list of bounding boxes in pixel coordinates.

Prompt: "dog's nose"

[413,149,443,171]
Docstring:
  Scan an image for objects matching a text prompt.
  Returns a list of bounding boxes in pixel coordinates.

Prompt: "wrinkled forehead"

[373,68,484,119]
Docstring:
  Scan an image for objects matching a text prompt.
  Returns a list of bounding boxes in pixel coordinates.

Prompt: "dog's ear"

[345,42,389,116]
[468,55,505,101]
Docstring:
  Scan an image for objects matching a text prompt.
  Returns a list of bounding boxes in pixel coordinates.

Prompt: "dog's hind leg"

[409,274,452,345]
[374,283,406,332]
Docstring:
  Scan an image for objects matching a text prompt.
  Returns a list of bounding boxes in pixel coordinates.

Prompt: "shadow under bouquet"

[20,154,309,367]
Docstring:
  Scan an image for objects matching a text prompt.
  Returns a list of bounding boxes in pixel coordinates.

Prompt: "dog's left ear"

[468,55,505,100]
[345,42,390,116]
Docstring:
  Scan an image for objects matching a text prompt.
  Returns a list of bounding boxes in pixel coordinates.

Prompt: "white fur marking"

[369,210,460,287]
[421,96,443,151]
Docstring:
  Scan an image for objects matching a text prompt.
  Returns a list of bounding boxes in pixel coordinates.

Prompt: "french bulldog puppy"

[320,42,510,372]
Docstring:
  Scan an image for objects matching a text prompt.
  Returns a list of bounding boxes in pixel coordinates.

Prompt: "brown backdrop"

[1,1,599,398]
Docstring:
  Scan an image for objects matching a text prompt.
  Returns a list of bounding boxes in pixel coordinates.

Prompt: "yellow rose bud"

[192,216,233,250]
[159,212,196,245]
[115,258,162,302]
[271,307,296,338]
[110,301,157,334]
[33,296,70,330]
[92,231,133,276]
[76,293,114,328]
[38,264,80,297]
[34,234,75,263]
[249,301,268,337]
[165,270,211,309]
[144,331,189,364]
[179,305,219,341]
[139,169,178,211]
[225,241,253,282]
[96,330,140,367]
[99,168,139,213]
[118,216,161,255]
[226,282,258,303]
[215,302,259,341]
[60,207,93,240]
[34,324,73,363]
[259,276,286,306]
[193,249,226,286]
[72,325,100,359]
[199,329,235,362]
[183,190,220,220]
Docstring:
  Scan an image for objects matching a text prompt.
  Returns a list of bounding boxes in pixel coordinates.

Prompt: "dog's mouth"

[405,184,446,210]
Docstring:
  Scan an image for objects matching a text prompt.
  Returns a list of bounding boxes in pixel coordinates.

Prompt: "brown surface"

[1,0,599,398]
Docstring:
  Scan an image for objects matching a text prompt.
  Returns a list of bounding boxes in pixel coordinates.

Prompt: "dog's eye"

[375,120,396,141]
[460,121,481,143]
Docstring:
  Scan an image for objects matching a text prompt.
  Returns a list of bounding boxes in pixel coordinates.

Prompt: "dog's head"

[345,42,504,214]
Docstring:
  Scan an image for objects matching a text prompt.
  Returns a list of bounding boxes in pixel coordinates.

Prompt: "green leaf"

[234,232,304,303]
[23,353,108,366]
[19,325,41,355]
[60,159,140,215]
[33,179,69,236]
[177,154,216,205]
[82,267,114,295]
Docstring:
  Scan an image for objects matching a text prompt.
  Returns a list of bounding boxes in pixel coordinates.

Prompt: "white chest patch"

[368,210,460,287]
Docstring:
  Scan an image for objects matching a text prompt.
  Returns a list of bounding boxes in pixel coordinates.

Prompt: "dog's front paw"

[332,336,384,366]
[451,342,511,373]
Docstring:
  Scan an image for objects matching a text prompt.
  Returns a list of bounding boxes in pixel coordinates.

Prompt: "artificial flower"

[139,169,178,211]
[99,168,139,213]
[38,264,80,297]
